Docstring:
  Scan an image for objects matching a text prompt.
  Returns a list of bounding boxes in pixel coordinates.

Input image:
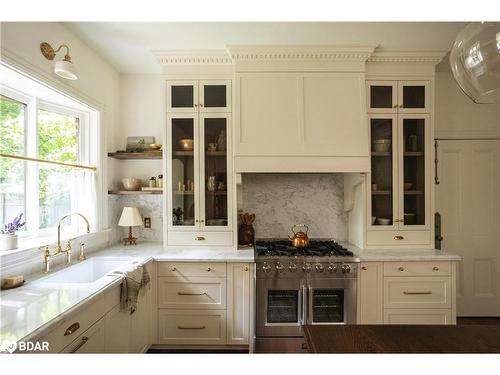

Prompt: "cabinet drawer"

[384,277,451,309]
[366,230,431,246]
[61,318,105,353]
[158,309,226,345]
[158,277,226,309]
[384,309,452,325]
[42,294,106,353]
[384,262,451,276]
[158,262,226,278]
[167,231,233,247]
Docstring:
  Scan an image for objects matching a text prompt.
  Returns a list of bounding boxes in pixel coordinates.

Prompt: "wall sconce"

[40,42,78,80]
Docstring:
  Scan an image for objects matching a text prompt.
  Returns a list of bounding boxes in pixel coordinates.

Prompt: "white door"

[435,139,500,316]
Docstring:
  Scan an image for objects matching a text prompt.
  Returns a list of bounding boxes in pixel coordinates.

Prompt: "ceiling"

[65,22,467,74]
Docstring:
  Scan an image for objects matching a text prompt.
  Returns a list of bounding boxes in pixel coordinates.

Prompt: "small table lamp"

[118,206,143,245]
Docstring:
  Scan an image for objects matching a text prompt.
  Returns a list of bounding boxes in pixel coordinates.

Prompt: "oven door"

[306,277,357,325]
[256,277,306,337]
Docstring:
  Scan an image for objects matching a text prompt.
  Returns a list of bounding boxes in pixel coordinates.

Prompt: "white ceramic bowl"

[377,217,391,225]
[122,178,142,191]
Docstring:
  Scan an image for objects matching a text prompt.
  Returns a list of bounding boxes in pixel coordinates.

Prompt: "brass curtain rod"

[0,153,97,172]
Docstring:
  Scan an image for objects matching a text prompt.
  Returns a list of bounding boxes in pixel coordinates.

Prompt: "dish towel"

[112,261,151,314]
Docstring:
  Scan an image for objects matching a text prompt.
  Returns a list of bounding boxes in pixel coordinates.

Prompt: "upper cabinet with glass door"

[167,80,231,113]
[367,81,430,114]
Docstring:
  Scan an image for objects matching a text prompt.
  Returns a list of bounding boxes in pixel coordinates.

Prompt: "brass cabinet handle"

[206,267,212,272]
[244,266,249,271]
[433,266,440,271]
[171,267,177,272]
[394,235,404,240]
[403,291,432,295]
[200,220,205,223]
[393,104,398,108]
[70,336,88,353]
[361,266,367,270]
[178,326,206,330]
[200,103,204,107]
[177,292,206,296]
[398,267,405,272]
[64,322,80,336]
[194,104,198,108]
[195,236,205,241]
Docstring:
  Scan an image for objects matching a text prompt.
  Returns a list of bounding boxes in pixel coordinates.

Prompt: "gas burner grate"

[255,239,354,258]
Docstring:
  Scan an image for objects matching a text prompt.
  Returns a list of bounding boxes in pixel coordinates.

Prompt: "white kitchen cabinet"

[357,262,383,324]
[367,80,430,114]
[226,263,251,344]
[167,80,231,113]
[234,72,369,173]
[383,309,452,324]
[61,318,105,353]
[367,80,432,246]
[166,98,233,247]
[104,303,131,353]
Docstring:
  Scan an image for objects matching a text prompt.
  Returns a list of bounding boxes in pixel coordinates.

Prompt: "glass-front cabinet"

[168,113,231,231]
[167,80,231,113]
[368,81,430,114]
[368,80,430,236]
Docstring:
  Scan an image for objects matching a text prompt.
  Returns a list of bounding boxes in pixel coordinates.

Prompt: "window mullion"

[25,97,39,236]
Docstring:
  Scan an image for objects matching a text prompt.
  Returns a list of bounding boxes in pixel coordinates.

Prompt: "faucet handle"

[78,243,86,261]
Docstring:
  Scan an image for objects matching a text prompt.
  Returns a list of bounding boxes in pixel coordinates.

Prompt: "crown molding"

[153,50,233,66]
[226,45,377,62]
[368,50,447,64]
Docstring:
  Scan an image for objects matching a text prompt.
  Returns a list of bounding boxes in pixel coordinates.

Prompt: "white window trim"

[1,83,101,242]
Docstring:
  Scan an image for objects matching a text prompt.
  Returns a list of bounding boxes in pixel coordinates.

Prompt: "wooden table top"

[303,325,500,353]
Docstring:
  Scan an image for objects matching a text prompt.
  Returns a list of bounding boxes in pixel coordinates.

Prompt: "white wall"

[1,21,121,231]
[435,71,500,138]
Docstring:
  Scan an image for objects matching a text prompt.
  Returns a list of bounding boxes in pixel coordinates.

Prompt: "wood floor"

[457,317,500,325]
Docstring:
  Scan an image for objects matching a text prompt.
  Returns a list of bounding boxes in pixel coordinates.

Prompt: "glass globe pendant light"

[449,22,500,103]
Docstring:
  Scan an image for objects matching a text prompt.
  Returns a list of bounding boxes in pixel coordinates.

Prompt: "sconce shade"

[54,60,78,80]
[450,22,500,103]
[118,207,143,227]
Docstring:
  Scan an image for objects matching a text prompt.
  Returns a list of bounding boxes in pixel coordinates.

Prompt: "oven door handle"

[308,286,313,325]
[301,285,308,325]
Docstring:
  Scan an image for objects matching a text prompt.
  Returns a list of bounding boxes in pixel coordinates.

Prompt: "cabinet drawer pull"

[177,292,206,296]
[394,235,404,240]
[195,236,205,241]
[70,336,88,353]
[433,266,440,271]
[398,267,405,272]
[403,291,432,295]
[64,322,80,336]
[178,325,206,330]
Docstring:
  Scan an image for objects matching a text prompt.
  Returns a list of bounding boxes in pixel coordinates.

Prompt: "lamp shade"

[450,22,500,103]
[118,207,143,227]
[54,60,78,80]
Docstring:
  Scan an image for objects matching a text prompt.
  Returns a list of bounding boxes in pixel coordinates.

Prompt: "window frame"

[1,84,93,239]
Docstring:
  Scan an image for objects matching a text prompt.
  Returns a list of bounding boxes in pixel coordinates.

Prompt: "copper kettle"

[288,224,310,248]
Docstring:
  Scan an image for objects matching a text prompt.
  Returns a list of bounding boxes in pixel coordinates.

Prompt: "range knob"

[328,264,338,273]
[262,262,272,273]
[341,264,351,274]
[315,264,325,273]
[302,263,312,273]
[276,262,285,273]
[289,263,298,272]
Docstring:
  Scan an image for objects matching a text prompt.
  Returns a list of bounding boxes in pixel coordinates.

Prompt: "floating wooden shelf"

[173,151,194,156]
[372,190,392,195]
[108,151,162,160]
[173,191,195,195]
[404,152,424,156]
[206,151,226,156]
[108,190,163,195]
[206,190,227,195]
[371,152,391,156]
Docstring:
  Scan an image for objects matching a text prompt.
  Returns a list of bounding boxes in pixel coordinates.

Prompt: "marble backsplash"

[241,174,347,241]
[108,195,163,243]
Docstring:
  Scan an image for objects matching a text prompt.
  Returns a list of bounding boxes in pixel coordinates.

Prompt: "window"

[0,65,100,241]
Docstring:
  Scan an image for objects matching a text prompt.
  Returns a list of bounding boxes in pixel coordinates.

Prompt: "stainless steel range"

[254,239,359,353]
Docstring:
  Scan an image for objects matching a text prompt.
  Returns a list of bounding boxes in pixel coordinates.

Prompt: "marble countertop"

[0,242,254,345]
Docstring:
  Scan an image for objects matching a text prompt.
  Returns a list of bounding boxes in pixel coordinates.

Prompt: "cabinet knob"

[171,267,177,272]
[200,103,204,107]
[433,266,440,271]
[393,104,398,108]
[398,267,405,272]
[399,105,404,108]
[194,104,198,108]
[206,267,212,272]
[244,266,249,271]
[195,236,205,241]
[394,235,404,240]
[361,266,367,271]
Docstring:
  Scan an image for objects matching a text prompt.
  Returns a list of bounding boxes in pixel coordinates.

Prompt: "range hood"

[228,45,375,173]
